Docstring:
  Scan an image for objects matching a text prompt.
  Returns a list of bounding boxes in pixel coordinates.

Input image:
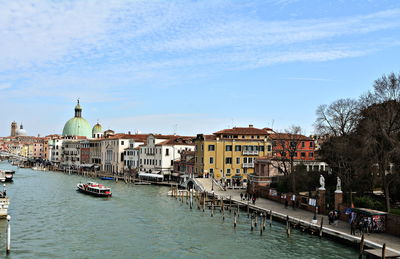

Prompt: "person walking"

[240,193,243,200]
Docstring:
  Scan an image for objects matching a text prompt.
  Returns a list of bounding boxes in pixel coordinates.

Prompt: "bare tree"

[315,98,360,137]
[271,125,307,194]
[355,72,400,211]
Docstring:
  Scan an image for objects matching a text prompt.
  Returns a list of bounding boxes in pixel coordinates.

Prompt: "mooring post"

[263,213,266,230]
[220,197,223,213]
[260,213,263,236]
[211,198,214,217]
[6,215,10,255]
[270,210,272,227]
[234,211,237,228]
[251,214,254,231]
[203,192,205,212]
[382,243,386,259]
[359,234,365,259]
[255,212,258,227]
[286,215,290,236]
[319,217,324,237]
[237,203,240,217]
[229,196,232,213]
[247,204,250,218]
[189,189,193,210]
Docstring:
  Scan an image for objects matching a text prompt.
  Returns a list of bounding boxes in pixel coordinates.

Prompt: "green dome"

[62,117,92,138]
[92,123,103,135]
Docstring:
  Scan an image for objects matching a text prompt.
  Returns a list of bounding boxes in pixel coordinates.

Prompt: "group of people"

[240,192,257,204]
[328,210,340,225]
[349,212,383,235]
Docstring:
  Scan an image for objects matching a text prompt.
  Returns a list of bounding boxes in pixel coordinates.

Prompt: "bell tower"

[10,121,17,137]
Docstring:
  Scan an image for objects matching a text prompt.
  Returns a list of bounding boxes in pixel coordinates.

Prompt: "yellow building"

[194,125,273,185]
[20,143,34,158]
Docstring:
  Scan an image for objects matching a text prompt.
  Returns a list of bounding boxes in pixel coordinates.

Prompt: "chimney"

[128,131,131,135]
[249,124,253,128]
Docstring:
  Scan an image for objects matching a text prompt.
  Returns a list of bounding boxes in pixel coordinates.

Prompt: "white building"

[136,135,195,179]
[61,139,82,169]
[101,134,148,174]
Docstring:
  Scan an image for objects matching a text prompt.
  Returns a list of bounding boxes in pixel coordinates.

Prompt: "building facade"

[194,125,273,185]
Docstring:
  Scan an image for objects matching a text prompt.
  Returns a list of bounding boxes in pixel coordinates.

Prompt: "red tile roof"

[214,127,269,135]
[269,133,312,141]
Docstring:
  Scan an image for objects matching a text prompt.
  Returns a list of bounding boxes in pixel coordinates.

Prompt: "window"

[236,168,240,175]
[243,157,247,163]
[171,160,173,166]
[310,152,314,158]
[166,148,169,156]
[225,157,232,164]
[201,144,204,151]
[209,157,214,164]
[301,152,306,157]
[236,157,240,164]
[301,141,305,148]
[267,145,272,152]
[121,141,124,145]
[208,145,215,151]
[310,141,314,148]
[226,168,231,175]
[260,146,265,151]
[235,145,241,151]
[226,145,232,151]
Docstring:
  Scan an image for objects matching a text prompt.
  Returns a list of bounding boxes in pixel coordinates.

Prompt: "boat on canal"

[0,189,9,218]
[99,176,115,180]
[0,170,14,182]
[3,170,15,182]
[77,182,112,197]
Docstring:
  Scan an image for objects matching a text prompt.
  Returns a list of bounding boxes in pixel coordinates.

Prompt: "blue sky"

[1,0,400,137]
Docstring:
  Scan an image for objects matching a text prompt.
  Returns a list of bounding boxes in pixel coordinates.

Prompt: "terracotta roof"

[214,127,269,136]
[269,133,312,141]
[156,136,195,146]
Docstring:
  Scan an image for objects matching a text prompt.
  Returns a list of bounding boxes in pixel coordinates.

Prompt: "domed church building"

[62,100,92,139]
[92,122,103,139]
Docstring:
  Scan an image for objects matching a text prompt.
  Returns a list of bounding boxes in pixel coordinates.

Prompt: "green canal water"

[0,161,358,258]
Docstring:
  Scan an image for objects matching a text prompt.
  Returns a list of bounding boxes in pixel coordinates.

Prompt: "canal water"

[0,161,358,258]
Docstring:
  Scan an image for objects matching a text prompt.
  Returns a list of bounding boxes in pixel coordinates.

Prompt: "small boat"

[134,181,151,185]
[0,190,9,218]
[99,176,115,180]
[3,170,15,182]
[77,182,112,197]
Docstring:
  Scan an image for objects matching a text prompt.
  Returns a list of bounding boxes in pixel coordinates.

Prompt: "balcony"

[243,150,259,155]
[243,163,254,168]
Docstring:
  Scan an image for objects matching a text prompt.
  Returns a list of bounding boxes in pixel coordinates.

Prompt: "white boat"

[0,191,9,218]
[77,182,112,197]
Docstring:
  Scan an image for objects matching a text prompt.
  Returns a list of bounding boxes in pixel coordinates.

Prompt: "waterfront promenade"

[197,178,400,254]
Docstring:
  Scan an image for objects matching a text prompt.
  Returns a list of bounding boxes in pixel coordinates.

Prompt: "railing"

[243,150,259,155]
[242,163,254,168]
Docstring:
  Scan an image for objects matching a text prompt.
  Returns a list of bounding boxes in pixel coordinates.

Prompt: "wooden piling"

[251,215,254,231]
[262,213,266,230]
[270,210,272,227]
[286,215,290,236]
[319,217,324,237]
[382,243,386,259]
[359,234,364,258]
[255,212,258,227]
[260,213,263,236]
[234,211,237,228]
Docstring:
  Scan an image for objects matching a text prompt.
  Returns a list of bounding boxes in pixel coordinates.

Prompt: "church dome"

[92,123,103,135]
[16,124,27,136]
[62,100,91,138]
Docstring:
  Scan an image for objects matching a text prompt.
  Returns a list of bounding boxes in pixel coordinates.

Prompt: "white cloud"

[0,83,11,90]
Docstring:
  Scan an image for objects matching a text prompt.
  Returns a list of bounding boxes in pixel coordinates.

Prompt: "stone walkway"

[197,179,400,253]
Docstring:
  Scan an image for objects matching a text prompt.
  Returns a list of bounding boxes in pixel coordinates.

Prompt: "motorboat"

[99,176,115,180]
[77,182,112,197]
[2,170,15,182]
[0,189,9,218]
